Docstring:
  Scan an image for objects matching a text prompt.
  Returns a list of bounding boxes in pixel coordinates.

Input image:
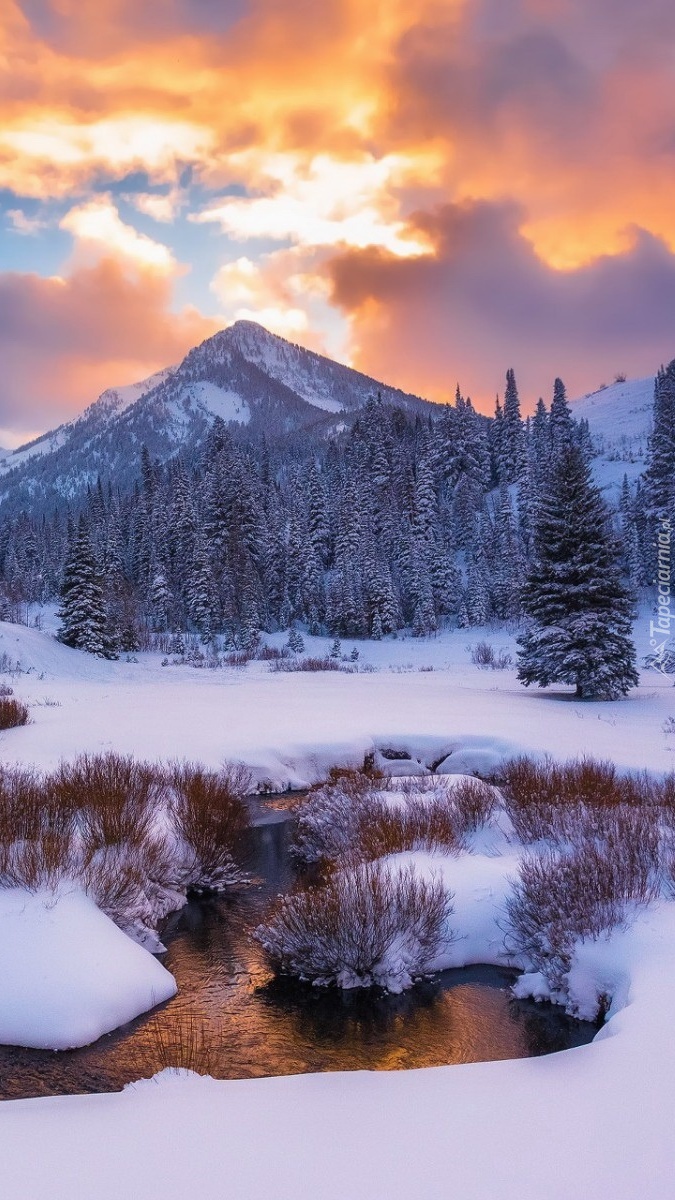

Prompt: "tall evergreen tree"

[641,361,675,582]
[58,519,113,657]
[502,368,526,482]
[517,444,638,699]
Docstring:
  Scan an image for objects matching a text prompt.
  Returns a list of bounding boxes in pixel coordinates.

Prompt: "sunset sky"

[2,0,675,445]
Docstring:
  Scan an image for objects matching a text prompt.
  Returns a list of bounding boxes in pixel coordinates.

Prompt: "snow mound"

[0,888,176,1049]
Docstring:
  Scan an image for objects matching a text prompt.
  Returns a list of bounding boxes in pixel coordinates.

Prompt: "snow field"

[0,619,674,1196]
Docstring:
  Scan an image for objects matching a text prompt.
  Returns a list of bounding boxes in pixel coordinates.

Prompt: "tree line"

[0,362,673,696]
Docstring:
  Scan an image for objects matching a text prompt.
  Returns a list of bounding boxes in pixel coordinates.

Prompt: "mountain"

[571,374,654,496]
[0,322,431,515]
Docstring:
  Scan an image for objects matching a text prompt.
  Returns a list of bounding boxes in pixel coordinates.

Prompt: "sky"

[2,0,675,446]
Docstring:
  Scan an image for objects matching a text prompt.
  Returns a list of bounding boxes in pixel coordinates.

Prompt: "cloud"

[5,208,47,235]
[192,152,433,257]
[60,196,177,273]
[0,259,218,437]
[327,200,675,408]
[3,0,675,416]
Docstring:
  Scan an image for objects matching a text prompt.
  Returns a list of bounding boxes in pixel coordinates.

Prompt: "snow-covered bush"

[170,761,251,891]
[292,769,388,863]
[446,777,498,833]
[505,827,660,992]
[293,770,491,865]
[469,641,496,667]
[254,862,454,992]
[500,755,656,845]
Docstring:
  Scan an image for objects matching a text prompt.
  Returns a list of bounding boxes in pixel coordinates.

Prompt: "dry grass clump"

[143,1010,221,1077]
[0,697,29,729]
[255,861,454,991]
[170,761,251,891]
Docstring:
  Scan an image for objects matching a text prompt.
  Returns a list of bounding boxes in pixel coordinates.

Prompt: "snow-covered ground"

[572,374,654,497]
[0,617,674,1198]
[0,888,176,1049]
[0,847,674,1199]
[1,617,672,785]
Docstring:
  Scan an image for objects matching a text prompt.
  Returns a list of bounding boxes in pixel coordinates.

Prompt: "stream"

[0,804,600,1099]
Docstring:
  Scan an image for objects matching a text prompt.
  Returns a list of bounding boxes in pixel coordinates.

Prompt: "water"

[0,807,599,1100]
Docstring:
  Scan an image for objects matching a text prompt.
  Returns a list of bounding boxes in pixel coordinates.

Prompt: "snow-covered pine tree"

[517,443,638,699]
[641,361,675,582]
[58,518,113,657]
[502,368,526,483]
[549,377,574,456]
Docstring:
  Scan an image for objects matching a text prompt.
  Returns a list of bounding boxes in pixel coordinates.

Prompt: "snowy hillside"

[0,321,430,515]
[571,374,654,494]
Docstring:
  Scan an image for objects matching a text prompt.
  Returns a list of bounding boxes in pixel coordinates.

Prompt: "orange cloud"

[0,258,218,435]
[3,0,675,423]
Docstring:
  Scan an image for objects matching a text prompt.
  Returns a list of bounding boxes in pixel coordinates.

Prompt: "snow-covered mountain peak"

[0,322,430,514]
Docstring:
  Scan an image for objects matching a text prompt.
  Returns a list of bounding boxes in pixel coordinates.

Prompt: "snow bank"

[0,888,176,1049]
[1,880,675,1197]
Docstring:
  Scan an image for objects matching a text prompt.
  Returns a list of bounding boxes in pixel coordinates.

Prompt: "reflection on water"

[0,811,600,1100]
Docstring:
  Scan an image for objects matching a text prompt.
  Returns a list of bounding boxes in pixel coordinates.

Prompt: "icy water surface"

[0,804,599,1099]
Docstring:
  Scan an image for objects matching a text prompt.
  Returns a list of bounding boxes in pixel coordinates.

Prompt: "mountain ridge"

[0,321,432,515]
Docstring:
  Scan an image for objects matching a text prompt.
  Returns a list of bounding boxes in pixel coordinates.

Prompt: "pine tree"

[517,444,638,699]
[58,519,113,657]
[641,361,675,583]
[502,368,526,482]
[549,377,573,456]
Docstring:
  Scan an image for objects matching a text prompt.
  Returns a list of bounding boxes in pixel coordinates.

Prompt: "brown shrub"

[170,761,251,890]
[0,697,29,729]
[505,826,660,992]
[449,777,498,833]
[52,752,163,847]
[270,656,351,673]
[0,827,77,890]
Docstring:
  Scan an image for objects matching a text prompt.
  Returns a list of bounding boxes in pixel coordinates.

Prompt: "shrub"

[469,641,495,667]
[491,649,513,670]
[449,777,498,833]
[170,761,251,891]
[269,655,350,673]
[292,769,388,864]
[256,645,290,662]
[505,829,660,992]
[222,650,252,668]
[355,794,462,862]
[501,755,659,845]
[254,862,454,991]
[50,752,164,852]
[0,828,78,891]
[0,697,29,729]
